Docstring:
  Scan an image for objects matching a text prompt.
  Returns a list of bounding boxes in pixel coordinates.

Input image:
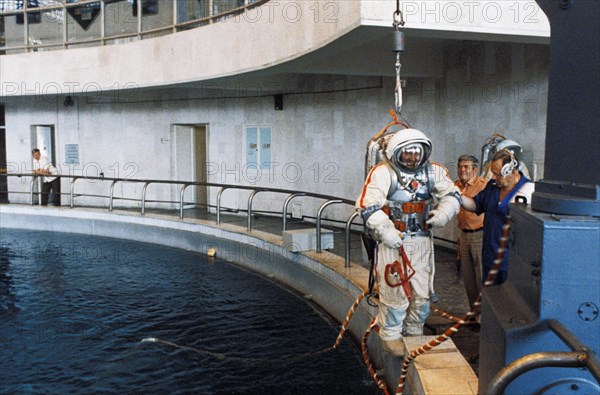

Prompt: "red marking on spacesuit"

[430,161,451,178]
[383,247,415,299]
[358,163,387,209]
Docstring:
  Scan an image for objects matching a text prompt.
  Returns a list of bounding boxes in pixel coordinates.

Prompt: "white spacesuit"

[356,128,461,356]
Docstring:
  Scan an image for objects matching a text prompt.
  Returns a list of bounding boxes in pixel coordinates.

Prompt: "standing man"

[461,149,533,285]
[455,155,487,310]
[32,148,60,206]
[357,128,461,356]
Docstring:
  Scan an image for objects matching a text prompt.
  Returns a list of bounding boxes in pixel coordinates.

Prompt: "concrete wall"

[3,40,548,242]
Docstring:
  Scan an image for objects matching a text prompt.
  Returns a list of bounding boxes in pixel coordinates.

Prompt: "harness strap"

[400,246,414,299]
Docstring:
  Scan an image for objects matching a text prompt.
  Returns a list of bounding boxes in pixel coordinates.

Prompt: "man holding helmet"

[461,149,534,285]
[357,128,461,356]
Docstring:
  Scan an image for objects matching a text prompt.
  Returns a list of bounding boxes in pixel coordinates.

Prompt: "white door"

[172,124,207,209]
[31,125,55,163]
[30,125,56,198]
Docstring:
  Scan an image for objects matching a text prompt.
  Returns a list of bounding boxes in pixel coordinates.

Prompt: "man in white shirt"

[32,148,61,206]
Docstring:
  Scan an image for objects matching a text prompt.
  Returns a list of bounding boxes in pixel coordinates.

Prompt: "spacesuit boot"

[381,338,406,357]
[403,323,424,336]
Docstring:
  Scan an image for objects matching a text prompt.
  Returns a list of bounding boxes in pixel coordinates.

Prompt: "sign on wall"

[64,144,80,165]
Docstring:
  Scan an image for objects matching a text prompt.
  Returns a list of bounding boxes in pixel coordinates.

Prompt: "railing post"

[216,187,228,225]
[282,193,306,231]
[109,180,118,211]
[70,177,78,208]
[316,199,343,253]
[179,183,190,219]
[141,181,150,215]
[345,211,360,268]
[30,176,37,205]
[247,189,262,231]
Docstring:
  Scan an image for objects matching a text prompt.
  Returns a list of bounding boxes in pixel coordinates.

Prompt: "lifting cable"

[393,0,405,115]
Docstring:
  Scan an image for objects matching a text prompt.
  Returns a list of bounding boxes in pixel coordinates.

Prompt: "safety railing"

[1,173,364,268]
[487,319,600,394]
[0,0,270,54]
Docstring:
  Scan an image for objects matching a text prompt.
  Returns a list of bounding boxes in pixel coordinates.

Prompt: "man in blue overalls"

[461,149,534,285]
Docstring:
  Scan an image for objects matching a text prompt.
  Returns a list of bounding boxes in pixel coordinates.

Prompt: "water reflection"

[0,229,379,394]
[0,245,19,318]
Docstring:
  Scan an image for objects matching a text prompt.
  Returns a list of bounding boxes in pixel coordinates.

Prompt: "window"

[15,0,41,25]
[245,126,271,171]
[132,0,159,16]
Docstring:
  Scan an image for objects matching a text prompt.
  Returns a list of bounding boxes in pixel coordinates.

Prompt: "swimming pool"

[0,229,379,394]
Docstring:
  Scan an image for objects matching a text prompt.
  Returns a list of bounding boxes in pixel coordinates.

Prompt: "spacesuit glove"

[380,224,403,249]
[366,210,402,249]
[425,209,451,228]
[426,195,460,228]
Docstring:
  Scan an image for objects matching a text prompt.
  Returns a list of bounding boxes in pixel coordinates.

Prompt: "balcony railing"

[0,0,268,54]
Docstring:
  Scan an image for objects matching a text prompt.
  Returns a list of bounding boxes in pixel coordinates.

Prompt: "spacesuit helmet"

[385,128,432,172]
[495,139,522,161]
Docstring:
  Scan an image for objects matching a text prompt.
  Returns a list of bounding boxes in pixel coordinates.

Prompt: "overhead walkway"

[1,0,549,97]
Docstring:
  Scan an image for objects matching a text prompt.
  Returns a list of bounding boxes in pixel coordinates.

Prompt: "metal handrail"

[316,200,344,253]
[179,183,191,219]
[345,211,360,268]
[487,319,600,394]
[487,352,590,395]
[282,193,307,231]
[247,189,264,231]
[141,182,151,215]
[109,180,118,211]
[30,176,39,205]
[70,177,78,208]
[216,187,228,225]
[2,173,362,266]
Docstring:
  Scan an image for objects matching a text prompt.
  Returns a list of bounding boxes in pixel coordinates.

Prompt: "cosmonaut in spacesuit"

[356,128,462,356]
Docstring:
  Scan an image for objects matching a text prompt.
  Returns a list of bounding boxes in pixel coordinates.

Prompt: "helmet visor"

[393,143,424,170]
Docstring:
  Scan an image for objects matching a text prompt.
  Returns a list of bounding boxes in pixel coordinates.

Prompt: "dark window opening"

[15,1,41,24]
[132,0,158,16]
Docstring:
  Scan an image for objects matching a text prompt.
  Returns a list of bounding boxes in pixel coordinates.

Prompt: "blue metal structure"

[479,0,600,393]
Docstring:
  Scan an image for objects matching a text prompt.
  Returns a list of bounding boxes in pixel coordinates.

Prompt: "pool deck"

[1,204,480,394]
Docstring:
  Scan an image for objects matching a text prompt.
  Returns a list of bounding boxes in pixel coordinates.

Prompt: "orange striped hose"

[333,291,390,394]
[332,291,367,349]
[430,306,465,324]
[395,216,512,394]
[362,319,391,395]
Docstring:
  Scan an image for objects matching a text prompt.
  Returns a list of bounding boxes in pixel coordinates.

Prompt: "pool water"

[0,229,379,394]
